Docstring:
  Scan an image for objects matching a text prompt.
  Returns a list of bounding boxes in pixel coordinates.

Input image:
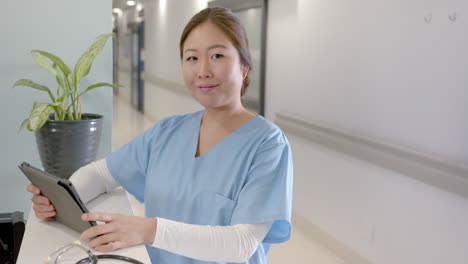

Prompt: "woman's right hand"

[26,184,56,221]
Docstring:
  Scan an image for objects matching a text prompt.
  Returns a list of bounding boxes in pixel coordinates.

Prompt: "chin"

[197,99,224,109]
[193,95,228,109]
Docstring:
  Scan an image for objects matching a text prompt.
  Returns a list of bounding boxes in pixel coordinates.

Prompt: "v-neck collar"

[192,111,259,159]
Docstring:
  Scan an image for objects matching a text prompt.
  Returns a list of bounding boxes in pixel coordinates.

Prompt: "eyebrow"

[183,44,227,54]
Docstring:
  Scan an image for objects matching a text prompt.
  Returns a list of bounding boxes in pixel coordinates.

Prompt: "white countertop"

[17,187,151,263]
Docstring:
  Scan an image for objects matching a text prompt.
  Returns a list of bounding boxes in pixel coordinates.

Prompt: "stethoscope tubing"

[75,254,144,264]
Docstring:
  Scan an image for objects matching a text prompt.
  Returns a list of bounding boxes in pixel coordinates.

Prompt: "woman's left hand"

[80,212,157,252]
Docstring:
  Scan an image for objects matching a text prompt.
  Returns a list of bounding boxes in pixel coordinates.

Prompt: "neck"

[202,100,254,127]
[203,105,246,123]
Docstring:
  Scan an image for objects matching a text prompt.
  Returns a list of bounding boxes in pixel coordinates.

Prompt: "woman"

[27,7,293,264]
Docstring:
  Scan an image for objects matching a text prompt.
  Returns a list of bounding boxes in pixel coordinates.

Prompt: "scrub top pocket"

[194,191,236,226]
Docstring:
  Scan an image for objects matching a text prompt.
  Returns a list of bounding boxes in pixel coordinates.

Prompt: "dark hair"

[180,7,252,97]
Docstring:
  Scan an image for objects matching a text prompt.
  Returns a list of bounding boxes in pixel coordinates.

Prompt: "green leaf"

[13,79,55,102]
[28,103,53,131]
[31,51,57,76]
[66,73,77,119]
[74,33,115,88]
[79,82,124,97]
[49,102,64,121]
[18,118,29,132]
[56,84,61,98]
[67,73,75,96]
[54,63,68,96]
[13,79,48,91]
[32,50,71,77]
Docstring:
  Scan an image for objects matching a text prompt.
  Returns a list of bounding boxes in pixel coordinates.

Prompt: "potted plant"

[13,33,122,179]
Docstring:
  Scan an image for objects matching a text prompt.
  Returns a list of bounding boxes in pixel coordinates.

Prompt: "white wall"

[0,0,113,218]
[266,0,468,263]
[266,0,468,163]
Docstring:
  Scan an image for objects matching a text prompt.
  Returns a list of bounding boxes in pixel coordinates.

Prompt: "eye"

[186,56,198,62]
[211,54,224,59]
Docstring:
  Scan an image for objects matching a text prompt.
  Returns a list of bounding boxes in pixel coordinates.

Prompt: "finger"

[80,223,115,241]
[26,184,40,194]
[82,212,116,223]
[31,194,50,205]
[38,210,55,218]
[87,233,118,248]
[36,210,56,219]
[33,203,55,212]
[95,241,123,252]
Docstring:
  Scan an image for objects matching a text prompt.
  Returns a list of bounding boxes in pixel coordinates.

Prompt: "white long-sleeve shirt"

[70,159,272,262]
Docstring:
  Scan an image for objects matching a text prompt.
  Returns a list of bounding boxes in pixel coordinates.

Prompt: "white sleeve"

[152,218,273,263]
[69,159,120,204]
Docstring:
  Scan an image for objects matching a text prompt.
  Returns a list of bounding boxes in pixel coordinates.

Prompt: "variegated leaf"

[31,52,57,76]
[74,33,115,87]
[32,50,71,77]
[28,103,53,131]
[13,79,55,102]
[18,118,29,132]
[80,82,124,96]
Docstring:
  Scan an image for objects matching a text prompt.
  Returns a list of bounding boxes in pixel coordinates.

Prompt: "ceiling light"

[159,0,166,11]
[126,0,136,6]
[112,8,123,16]
[136,3,143,11]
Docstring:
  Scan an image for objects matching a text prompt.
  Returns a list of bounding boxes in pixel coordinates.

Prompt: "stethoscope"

[46,240,144,264]
[75,254,143,264]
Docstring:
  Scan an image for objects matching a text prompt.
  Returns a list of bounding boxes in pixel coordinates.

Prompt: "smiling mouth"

[198,84,219,93]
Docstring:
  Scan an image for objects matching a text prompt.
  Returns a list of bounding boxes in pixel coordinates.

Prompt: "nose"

[197,58,213,79]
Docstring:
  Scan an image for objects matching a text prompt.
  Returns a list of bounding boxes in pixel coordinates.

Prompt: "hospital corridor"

[1,0,467,263]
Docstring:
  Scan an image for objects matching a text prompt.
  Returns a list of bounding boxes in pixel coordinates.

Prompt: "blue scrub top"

[107,110,293,264]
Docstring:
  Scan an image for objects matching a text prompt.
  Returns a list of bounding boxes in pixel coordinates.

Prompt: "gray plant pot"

[35,113,103,179]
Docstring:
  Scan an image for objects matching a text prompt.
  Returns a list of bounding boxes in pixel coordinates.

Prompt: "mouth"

[198,84,219,93]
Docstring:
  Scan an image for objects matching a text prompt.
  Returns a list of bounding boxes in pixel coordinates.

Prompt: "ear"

[241,65,250,79]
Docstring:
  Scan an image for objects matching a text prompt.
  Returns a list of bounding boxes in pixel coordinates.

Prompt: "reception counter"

[16,187,151,263]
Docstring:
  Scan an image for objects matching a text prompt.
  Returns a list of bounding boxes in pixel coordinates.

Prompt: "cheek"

[228,65,245,84]
[220,62,241,81]
[228,59,246,82]
[182,65,195,85]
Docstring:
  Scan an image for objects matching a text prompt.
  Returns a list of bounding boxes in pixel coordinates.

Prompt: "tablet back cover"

[19,163,94,233]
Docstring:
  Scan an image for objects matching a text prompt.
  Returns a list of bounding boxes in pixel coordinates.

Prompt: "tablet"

[19,162,97,233]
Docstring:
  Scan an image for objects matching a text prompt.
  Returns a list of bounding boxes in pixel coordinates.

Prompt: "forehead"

[183,22,235,50]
